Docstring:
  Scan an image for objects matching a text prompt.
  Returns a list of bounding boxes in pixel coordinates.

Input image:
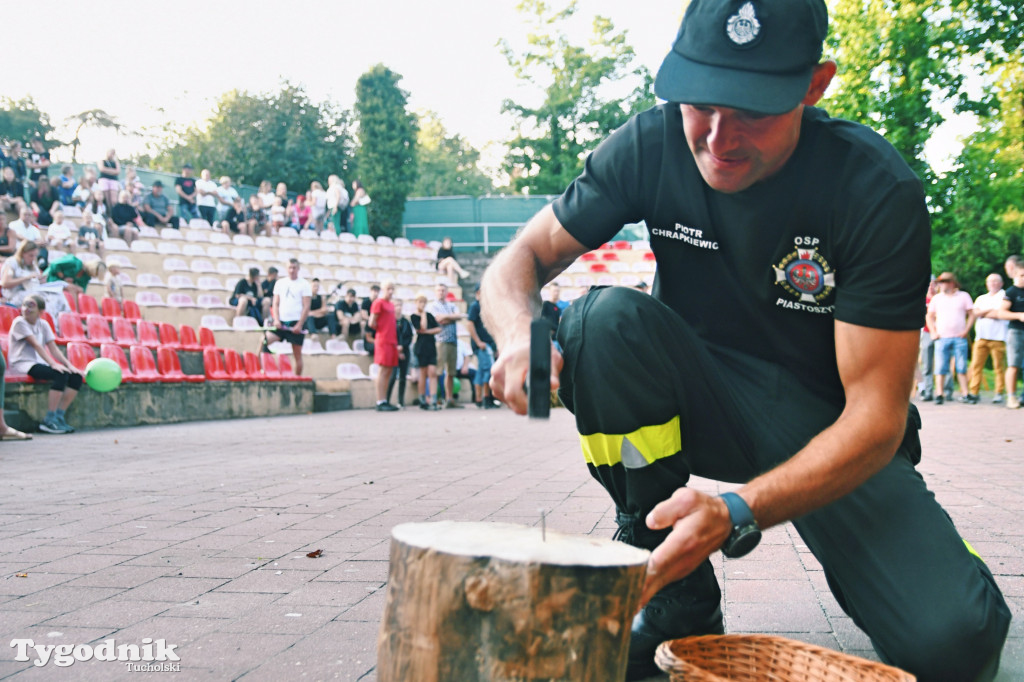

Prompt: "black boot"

[615,511,724,681]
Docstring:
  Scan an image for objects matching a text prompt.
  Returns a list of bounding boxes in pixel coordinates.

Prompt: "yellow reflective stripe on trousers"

[579,415,682,468]
[964,539,983,562]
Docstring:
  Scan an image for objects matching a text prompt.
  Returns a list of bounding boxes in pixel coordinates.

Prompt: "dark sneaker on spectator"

[935,395,944,405]
[446,401,464,409]
[993,394,1004,404]
[376,402,399,412]
[39,418,69,434]
[965,394,979,404]
[56,416,75,432]
[921,392,933,402]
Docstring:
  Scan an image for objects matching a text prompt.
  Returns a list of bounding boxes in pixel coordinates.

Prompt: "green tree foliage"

[354,65,418,238]
[150,82,354,191]
[932,60,1024,293]
[411,111,493,197]
[499,0,654,195]
[66,109,125,163]
[0,97,55,147]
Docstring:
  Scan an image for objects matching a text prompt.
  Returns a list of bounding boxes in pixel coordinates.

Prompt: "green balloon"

[85,357,123,392]
[453,377,461,394]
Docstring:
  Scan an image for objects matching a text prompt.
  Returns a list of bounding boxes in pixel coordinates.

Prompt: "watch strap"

[720,492,755,528]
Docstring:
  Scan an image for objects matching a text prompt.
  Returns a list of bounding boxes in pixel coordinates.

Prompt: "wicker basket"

[655,635,916,681]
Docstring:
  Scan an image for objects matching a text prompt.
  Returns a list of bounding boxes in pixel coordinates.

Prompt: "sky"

[5,0,966,173]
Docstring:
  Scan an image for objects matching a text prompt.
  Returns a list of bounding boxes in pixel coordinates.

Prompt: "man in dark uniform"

[480,1,1011,680]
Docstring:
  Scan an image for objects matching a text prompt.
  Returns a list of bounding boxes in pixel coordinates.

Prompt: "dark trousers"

[178,201,198,223]
[198,206,216,225]
[305,314,338,337]
[387,352,410,406]
[556,287,1010,682]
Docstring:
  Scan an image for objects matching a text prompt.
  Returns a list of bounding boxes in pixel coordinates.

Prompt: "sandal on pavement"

[1,427,32,441]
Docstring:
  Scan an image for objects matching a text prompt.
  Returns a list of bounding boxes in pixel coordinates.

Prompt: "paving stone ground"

[0,397,1021,681]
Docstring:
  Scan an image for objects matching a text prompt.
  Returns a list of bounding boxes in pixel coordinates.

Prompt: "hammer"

[527,318,551,419]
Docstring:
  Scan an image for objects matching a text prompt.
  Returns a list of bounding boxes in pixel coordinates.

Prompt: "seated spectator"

[230,267,264,324]
[46,210,77,252]
[108,190,142,246]
[291,194,311,231]
[104,262,123,302]
[245,194,269,236]
[0,213,16,261]
[123,166,144,206]
[45,254,105,298]
[58,166,80,206]
[10,207,46,266]
[26,136,50,189]
[0,166,25,214]
[77,210,105,257]
[28,176,59,226]
[221,197,252,236]
[8,294,84,434]
[436,236,469,280]
[305,278,339,336]
[70,174,93,208]
[195,169,219,225]
[1,240,46,306]
[215,176,239,223]
[260,266,278,322]
[257,180,276,212]
[334,287,362,341]
[2,141,27,186]
[269,196,287,230]
[141,180,175,227]
[310,181,327,234]
[274,181,289,209]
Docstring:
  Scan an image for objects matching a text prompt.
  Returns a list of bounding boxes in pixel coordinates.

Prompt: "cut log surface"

[378,520,650,682]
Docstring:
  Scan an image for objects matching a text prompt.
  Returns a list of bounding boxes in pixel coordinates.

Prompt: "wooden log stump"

[378,520,649,682]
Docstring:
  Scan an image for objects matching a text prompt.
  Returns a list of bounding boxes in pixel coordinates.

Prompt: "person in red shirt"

[369,281,399,411]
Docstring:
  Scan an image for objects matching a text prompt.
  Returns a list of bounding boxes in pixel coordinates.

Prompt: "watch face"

[723,526,762,559]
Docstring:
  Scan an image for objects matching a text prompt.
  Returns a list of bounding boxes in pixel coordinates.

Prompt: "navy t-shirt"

[467,300,494,350]
[1006,285,1024,332]
[552,104,931,404]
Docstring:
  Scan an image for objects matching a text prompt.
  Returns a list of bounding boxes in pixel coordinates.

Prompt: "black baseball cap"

[654,0,828,115]
[151,180,163,187]
[182,163,193,169]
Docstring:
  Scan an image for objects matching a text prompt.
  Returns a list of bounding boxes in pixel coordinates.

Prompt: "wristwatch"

[719,492,762,558]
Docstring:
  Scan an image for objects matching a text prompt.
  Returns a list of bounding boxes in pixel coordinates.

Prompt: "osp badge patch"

[773,239,836,310]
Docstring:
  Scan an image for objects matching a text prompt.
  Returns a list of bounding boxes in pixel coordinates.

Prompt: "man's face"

[152,185,163,196]
[287,262,299,279]
[1006,260,1020,280]
[435,284,447,301]
[986,274,1003,294]
[311,281,320,294]
[31,139,42,152]
[382,284,394,301]
[680,103,804,194]
[183,167,193,178]
[937,279,955,294]
[550,284,560,302]
[345,292,355,304]
[20,208,32,223]
[267,271,277,282]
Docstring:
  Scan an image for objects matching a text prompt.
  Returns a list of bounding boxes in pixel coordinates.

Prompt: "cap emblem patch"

[726,2,761,46]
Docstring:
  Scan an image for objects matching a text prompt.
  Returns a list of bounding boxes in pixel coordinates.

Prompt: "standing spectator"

[57,166,79,206]
[540,283,568,337]
[411,293,440,409]
[387,301,414,408]
[141,180,175,227]
[8,294,83,434]
[103,262,123,302]
[999,256,1024,408]
[1,240,46,306]
[195,169,219,226]
[334,287,362,342]
[369,281,399,411]
[428,282,464,408]
[45,210,76,252]
[108,190,142,246]
[26,136,50,188]
[436,236,469,281]
[326,174,349,235]
[0,213,16,260]
[2,141,27,186]
[230,267,264,324]
[968,273,1010,403]
[360,284,380,353]
[263,258,311,376]
[350,180,370,236]
[215,176,239,223]
[310,181,327,234]
[465,284,499,408]
[98,149,122,210]
[917,277,939,400]
[0,166,26,213]
[77,211,105,258]
[926,272,975,404]
[29,176,59,226]
[174,163,198,223]
[260,266,279,323]
[304,278,339,337]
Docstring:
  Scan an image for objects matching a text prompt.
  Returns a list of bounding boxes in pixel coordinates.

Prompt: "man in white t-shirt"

[968,273,1010,403]
[215,176,240,222]
[262,258,311,376]
[194,169,219,226]
[9,206,43,242]
[926,272,976,404]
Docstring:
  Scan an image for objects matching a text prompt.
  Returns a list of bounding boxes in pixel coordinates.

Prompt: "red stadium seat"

[260,353,284,380]
[642,251,656,261]
[613,240,631,250]
[101,343,142,383]
[85,315,115,346]
[588,263,608,273]
[598,242,615,250]
[0,306,17,337]
[78,294,100,316]
[277,354,312,381]
[198,327,217,348]
[600,251,619,261]
[137,320,161,349]
[412,239,428,248]
[101,297,123,320]
[129,346,163,382]
[112,318,136,347]
[223,349,251,381]
[156,346,202,382]
[56,313,88,345]
[63,288,78,313]
[1,337,37,383]
[158,322,181,350]
[243,351,265,381]
[122,300,142,320]
[202,347,231,380]
[65,342,95,372]
[41,311,58,336]
[579,252,598,261]
[179,324,202,351]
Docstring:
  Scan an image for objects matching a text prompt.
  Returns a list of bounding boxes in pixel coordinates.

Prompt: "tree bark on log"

[378,520,649,682]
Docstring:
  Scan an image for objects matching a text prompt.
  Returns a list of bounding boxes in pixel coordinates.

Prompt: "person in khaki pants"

[968,273,1009,403]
